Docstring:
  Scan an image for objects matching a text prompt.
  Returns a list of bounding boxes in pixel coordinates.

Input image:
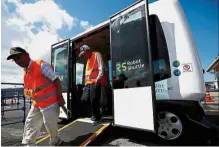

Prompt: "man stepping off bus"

[7,47,65,146]
[78,45,107,125]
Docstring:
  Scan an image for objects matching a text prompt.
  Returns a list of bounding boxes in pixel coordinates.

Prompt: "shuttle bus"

[49,0,217,143]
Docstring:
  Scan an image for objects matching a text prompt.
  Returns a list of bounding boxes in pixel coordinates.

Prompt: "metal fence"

[1,83,30,126]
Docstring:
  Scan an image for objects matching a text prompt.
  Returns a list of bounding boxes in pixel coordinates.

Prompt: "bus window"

[52,46,68,92]
[153,59,170,80]
[111,5,152,89]
[153,59,166,74]
[76,63,84,85]
[149,14,171,81]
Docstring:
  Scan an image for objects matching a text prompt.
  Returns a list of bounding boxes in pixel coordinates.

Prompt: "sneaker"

[92,118,102,126]
[91,116,95,121]
[91,116,101,121]
[24,144,36,147]
[52,139,64,146]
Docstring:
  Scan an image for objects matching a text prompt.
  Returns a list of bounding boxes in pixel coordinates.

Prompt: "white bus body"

[150,0,205,101]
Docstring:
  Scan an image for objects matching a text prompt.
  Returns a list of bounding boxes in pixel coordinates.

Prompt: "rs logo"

[116,62,127,75]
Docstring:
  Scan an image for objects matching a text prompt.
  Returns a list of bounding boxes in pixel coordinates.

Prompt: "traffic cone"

[205,92,213,102]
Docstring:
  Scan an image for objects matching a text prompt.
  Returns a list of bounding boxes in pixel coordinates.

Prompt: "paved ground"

[90,114,219,146]
[1,101,219,146]
[1,100,50,146]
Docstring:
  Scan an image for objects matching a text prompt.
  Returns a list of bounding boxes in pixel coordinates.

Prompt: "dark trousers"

[81,83,101,119]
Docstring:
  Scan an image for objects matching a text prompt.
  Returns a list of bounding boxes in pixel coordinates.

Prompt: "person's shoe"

[92,118,102,126]
[51,139,64,146]
[23,143,36,147]
[91,116,100,121]
[91,116,95,121]
[55,140,64,146]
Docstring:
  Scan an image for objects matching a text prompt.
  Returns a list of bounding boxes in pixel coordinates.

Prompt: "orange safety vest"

[23,60,58,108]
[85,52,107,85]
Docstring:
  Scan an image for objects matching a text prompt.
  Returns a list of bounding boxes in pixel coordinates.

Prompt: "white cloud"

[14,0,76,31]
[7,0,21,5]
[1,0,93,86]
[80,20,93,30]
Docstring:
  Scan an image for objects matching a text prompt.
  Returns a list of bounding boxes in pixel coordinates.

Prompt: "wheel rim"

[157,111,183,140]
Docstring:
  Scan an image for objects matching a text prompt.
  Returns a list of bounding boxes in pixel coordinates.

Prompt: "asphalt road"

[1,101,219,146]
[90,115,219,146]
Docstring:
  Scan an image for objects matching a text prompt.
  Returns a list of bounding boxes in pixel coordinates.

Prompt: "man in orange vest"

[7,47,65,146]
[78,45,106,125]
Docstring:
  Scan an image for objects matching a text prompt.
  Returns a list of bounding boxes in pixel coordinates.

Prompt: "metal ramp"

[36,118,111,146]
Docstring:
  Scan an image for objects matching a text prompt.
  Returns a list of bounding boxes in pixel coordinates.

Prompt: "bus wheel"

[157,111,184,141]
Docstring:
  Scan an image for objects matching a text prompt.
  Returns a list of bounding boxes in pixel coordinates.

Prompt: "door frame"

[51,39,73,120]
[69,41,77,120]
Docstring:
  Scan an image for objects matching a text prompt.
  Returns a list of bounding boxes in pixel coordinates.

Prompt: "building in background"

[206,55,219,100]
[206,55,219,89]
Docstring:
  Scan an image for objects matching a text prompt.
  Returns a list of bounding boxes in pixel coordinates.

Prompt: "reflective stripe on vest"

[33,81,53,93]
[85,69,99,80]
[34,91,57,102]
[85,52,98,84]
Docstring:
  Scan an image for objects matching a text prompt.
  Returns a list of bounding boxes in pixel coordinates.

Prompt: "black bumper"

[186,114,219,145]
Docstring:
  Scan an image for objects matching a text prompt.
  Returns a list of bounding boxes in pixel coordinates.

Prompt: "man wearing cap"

[78,45,106,125]
[7,47,65,146]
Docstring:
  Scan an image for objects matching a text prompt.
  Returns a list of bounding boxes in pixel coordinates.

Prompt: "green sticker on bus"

[116,62,121,76]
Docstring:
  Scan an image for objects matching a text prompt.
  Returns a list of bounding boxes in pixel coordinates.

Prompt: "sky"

[1,0,218,87]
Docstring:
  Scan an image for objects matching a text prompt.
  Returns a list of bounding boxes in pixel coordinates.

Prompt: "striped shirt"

[95,52,105,81]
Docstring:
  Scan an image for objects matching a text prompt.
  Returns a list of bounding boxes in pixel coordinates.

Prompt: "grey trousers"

[22,104,61,145]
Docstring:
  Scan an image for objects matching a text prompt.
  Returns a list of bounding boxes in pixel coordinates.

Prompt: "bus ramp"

[36,118,111,146]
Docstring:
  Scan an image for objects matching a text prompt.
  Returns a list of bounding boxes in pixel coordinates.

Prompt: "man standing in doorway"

[7,47,65,146]
[78,45,106,125]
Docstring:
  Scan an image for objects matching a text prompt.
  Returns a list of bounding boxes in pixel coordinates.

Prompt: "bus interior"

[73,25,112,118]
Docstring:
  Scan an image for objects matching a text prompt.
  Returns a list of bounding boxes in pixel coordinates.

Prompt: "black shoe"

[53,139,64,146]
[92,116,101,121]
[92,118,102,126]
[91,116,95,121]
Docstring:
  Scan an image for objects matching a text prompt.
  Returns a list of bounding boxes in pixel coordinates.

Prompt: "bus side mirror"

[202,69,205,74]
